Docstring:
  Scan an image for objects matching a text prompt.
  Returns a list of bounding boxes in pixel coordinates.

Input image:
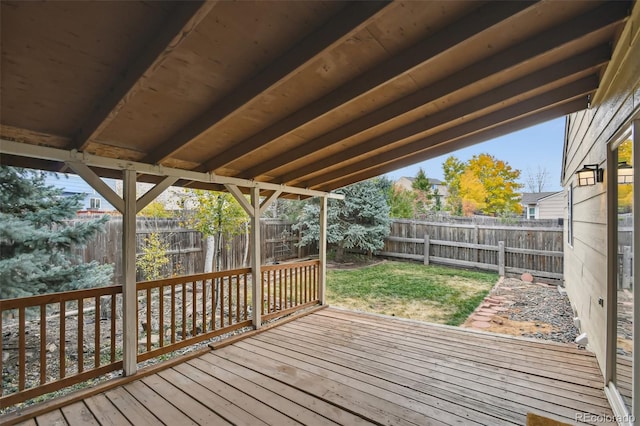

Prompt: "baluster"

[192,281,197,337]
[59,302,66,379]
[159,286,164,347]
[95,297,100,368]
[110,294,116,362]
[212,279,217,330]
[279,269,283,312]
[19,306,26,390]
[0,312,3,396]
[146,288,152,351]
[190,282,196,337]
[171,285,176,344]
[243,273,248,321]
[228,275,232,325]
[220,277,225,327]
[236,274,240,323]
[78,298,84,373]
[202,280,207,334]
[181,283,187,340]
[40,304,47,384]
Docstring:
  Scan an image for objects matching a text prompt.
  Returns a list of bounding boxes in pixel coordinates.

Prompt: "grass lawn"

[326,261,497,326]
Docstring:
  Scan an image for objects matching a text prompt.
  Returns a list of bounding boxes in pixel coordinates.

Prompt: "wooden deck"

[5,307,614,426]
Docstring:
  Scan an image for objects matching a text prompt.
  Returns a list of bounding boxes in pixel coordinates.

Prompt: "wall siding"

[562,11,640,375]
[538,193,565,219]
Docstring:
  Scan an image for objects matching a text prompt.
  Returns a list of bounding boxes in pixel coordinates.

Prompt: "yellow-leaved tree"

[443,153,523,216]
[459,169,487,216]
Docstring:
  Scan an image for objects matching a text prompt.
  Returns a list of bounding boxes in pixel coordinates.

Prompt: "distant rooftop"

[521,191,561,205]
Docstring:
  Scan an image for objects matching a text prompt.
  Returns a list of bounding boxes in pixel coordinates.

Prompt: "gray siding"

[562,16,640,373]
[537,192,564,219]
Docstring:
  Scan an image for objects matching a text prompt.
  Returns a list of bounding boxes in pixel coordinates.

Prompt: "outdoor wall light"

[617,161,633,184]
[576,164,604,186]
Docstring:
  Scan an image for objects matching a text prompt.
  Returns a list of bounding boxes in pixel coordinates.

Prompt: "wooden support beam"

[72,1,216,151]
[278,46,610,183]
[318,196,328,305]
[250,187,262,329]
[135,176,179,214]
[315,98,588,191]
[259,190,282,216]
[225,184,254,217]
[0,139,343,200]
[241,2,627,180]
[200,1,533,173]
[145,1,392,165]
[303,77,597,188]
[122,169,137,376]
[65,161,125,213]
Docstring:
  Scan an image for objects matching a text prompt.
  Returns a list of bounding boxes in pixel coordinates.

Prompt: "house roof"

[400,177,443,186]
[521,191,562,205]
[0,1,632,193]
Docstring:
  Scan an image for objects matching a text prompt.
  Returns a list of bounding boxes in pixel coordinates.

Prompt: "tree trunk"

[204,235,215,273]
[242,221,250,267]
[215,230,223,272]
[335,243,345,263]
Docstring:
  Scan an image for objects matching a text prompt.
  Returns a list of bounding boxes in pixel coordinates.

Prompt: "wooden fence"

[379,220,564,281]
[71,218,315,284]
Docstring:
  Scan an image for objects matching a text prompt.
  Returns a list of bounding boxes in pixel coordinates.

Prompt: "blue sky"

[384,117,565,192]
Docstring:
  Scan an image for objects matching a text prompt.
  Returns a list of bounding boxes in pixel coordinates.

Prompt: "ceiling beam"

[143,1,392,165]
[277,45,610,183]
[241,1,628,180]
[318,98,588,192]
[300,76,597,188]
[71,1,216,151]
[197,1,535,172]
[0,139,343,199]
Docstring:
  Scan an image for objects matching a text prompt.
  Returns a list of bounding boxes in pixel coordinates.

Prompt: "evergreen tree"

[0,166,113,299]
[294,179,390,262]
[412,167,435,217]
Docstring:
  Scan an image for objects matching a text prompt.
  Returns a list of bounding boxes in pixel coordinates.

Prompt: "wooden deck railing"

[136,268,252,362]
[0,286,123,408]
[261,260,320,321]
[1,262,321,408]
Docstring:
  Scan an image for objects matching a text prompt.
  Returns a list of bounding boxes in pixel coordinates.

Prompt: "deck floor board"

[6,307,615,426]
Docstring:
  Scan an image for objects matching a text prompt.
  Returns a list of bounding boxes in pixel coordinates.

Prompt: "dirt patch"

[327,254,385,270]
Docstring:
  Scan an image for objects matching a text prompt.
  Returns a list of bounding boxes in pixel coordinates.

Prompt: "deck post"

[250,186,262,329]
[319,196,328,304]
[122,169,137,375]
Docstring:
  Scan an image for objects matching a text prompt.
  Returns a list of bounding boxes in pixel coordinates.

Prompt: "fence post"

[623,245,632,289]
[498,241,505,277]
[423,235,430,266]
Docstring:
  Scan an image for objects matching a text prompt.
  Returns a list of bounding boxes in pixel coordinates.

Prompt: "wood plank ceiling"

[0,0,633,192]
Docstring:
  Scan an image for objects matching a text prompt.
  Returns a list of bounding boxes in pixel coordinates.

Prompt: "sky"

[384,117,566,192]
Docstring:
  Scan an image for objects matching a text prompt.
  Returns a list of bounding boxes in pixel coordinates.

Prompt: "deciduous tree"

[180,191,249,272]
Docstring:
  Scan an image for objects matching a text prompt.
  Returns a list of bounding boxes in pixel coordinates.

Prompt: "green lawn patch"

[326,261,497,326]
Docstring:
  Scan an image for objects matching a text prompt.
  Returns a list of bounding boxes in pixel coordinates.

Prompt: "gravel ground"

[484,277,580,344]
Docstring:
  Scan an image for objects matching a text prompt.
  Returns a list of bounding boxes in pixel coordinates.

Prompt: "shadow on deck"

[2,307,613,425]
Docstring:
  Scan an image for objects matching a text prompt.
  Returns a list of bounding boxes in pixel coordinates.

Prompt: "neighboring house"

[114,181,189,212]
[45,172,117,212]
[521,191,563,219]
[394,176,449,204]
[561,4,639,420]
